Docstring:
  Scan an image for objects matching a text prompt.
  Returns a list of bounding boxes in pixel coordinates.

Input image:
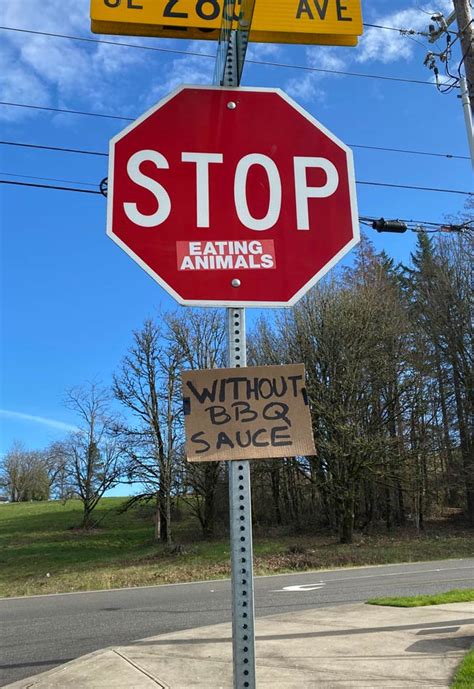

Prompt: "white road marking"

[273,583,326,592]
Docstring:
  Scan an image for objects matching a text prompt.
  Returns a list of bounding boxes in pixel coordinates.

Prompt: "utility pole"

[452,0,474,116]
[429,2,474,166]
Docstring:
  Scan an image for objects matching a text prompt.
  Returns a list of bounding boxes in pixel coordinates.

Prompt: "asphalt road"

[1,558,473,687]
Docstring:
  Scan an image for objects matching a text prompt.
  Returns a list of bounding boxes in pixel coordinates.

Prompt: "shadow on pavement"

[407,636,473,654]
[0,659,73,670]
[132,617,474,647]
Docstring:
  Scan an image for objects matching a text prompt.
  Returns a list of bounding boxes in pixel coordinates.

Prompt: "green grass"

[367,589,474,607]
[452,649,474,689]
[0,498,473,598]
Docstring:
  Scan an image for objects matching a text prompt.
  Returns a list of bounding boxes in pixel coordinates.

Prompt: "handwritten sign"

[90,0,363,44]
[182,364,316,462]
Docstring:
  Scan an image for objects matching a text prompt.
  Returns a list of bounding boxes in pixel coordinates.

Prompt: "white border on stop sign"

[106,84,360,308]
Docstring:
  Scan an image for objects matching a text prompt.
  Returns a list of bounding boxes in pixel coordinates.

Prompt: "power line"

[357,180,472,196]
[349,143,468,160]
[2,23,421,43]
[1,180,464,231]
[359,215,450,227]
[0,140,108,157]
[0,179,102,194]
[0,101,132,121]
[1,175,472,197]
[1,139,469,162]
[0,171,99,188]
[363,23,418,33]
[0,25,217,59]
[0,25,435,86]
[360,215,472,234]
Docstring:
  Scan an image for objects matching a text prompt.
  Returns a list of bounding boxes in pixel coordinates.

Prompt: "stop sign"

[107,86,359,306]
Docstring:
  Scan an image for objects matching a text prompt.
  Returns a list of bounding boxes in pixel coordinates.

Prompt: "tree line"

[1,231,472,544]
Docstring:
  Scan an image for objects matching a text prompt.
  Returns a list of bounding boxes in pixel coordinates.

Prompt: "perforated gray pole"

[227,308,256,688]
[213,3,257,686]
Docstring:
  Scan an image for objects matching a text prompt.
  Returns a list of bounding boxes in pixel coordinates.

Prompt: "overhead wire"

[1,175,472,197]
[0,171,99,187]
[0,25,436,86]
[363,23,424,35]
[0,140,108,157]
[357,180,471,196]
[0,179,102,194]
[1,180,468,232]
[1,139,469,161]
[1,26,470,205]
[0,101,132,121]
[359,216,472,234]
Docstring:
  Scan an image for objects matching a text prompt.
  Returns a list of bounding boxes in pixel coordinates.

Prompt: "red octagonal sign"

[107,86,359,307]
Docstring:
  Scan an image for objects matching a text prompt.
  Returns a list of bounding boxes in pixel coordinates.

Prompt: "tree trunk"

[202,463,219,538]
[339,491,354,544]
[451,359,474,524]
[154,493,161,541]
[435,347,456,504]
[270,464,282,526]
[82,500,95,529]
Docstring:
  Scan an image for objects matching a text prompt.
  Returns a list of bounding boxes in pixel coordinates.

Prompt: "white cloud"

[284,45,345,103]
[0,409,78,432]
[0,0,147,121]
[356,1,453,64]
[285,71,327,103]
[282,1,454,103]
[246,42,282,60]
[147,41,215,104]
[0,1,456,115]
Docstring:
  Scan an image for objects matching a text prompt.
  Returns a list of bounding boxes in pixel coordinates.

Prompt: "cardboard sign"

[182,364,316,462]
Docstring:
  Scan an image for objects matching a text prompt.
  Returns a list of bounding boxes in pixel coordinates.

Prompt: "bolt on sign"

[90,0,363,45]
[182,364,316,462]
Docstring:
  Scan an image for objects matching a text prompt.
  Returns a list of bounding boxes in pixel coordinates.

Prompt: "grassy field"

[1,497,473,598]
[367,589,474,607]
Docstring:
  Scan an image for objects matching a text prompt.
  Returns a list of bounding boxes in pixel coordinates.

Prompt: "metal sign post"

[214,4,256,686]
[227,308,255,688]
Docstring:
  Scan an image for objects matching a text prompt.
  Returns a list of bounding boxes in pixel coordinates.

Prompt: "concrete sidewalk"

[7,602,473,688]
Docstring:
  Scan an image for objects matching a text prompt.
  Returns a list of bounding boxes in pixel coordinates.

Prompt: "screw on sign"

[107,85,359,306]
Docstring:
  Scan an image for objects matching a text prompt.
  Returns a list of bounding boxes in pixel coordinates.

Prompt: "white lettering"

[294,157,339,230]
[124,150,171,227]
[234,154,282,231]
[180,256,195,270]
[181,152,223,227]
[234,255,249,269]
[248,241,263,255]
[216,255,233,269]
[189,241,202,255]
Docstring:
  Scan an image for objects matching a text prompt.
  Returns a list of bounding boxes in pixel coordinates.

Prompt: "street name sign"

[182,363,316,462]
[91,0,363,45]
[107,86,359,306]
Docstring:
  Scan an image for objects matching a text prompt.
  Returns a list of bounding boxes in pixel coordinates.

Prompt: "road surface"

[1,558,473,686]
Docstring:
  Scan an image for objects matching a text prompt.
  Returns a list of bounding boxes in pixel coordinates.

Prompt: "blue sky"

[0,0,471,471]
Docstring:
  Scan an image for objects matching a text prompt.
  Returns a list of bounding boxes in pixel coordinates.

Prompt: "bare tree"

[60,384,124,528]
[166,309,227,538]
[113,320,181,544]
[0,441,50,502]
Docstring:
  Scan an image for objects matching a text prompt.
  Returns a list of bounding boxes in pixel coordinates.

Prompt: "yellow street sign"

[91,0,363,44]
[91,21,359,45]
